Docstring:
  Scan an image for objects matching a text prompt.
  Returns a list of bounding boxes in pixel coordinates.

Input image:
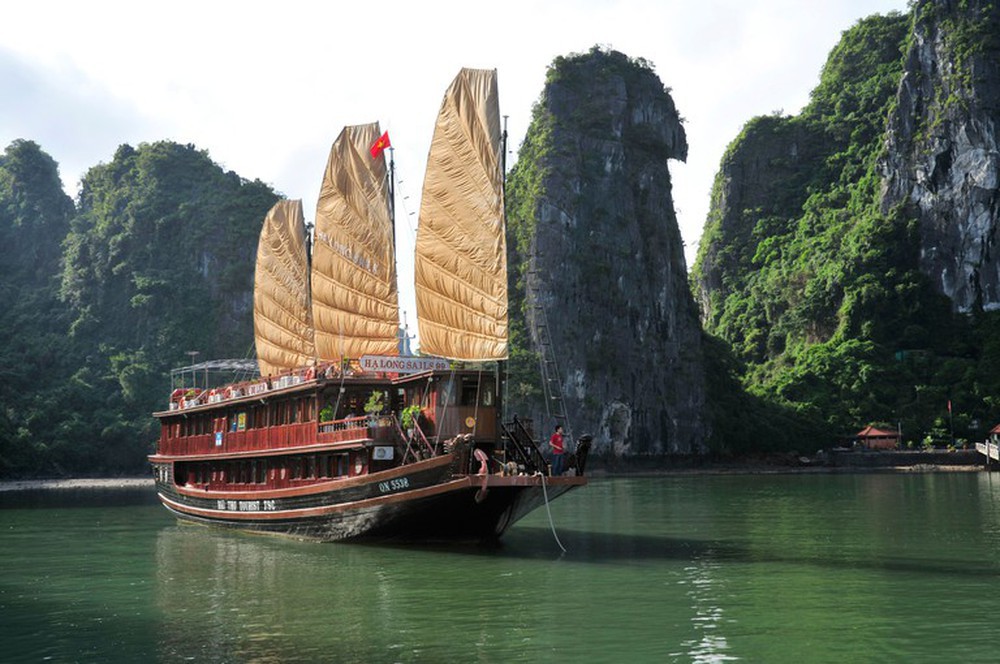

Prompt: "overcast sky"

[1,0,908,333]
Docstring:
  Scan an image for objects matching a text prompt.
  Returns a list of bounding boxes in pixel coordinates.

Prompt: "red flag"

[370,131,391,159]
[947,399,952,413]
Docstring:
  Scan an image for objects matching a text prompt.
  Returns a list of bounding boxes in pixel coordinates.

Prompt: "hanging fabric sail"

[414,68,508,361]
[312,123,399,362]
[253,199,316,377]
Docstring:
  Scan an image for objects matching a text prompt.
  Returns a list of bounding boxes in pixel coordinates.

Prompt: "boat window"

[460,380,479,406]
[438,379,458,406]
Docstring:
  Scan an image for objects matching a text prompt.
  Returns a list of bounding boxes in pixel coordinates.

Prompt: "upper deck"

[153,363,506,461]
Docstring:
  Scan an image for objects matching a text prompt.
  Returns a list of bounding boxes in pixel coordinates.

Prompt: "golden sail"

[253,199,316,377]
[312,123,400,362]
[414,68,508,361]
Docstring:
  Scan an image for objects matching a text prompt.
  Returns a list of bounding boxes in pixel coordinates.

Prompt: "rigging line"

[421,375,433,409]
[535,471,566,554]
[330,361,349,422]
[501,361,508,425]
[434,366,458,447]
[393,160,419,238]
[472,366,483,437]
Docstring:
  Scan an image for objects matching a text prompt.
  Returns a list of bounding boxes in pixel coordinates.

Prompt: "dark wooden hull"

[154,453,584,542]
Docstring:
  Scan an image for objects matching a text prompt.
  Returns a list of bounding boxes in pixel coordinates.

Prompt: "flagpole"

[388,146,396,247]
[949,399,954,446]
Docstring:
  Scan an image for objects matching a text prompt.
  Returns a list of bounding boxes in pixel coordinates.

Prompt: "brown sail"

[414,68,508,361]
[312,123,400,362]
[253,199,316,377]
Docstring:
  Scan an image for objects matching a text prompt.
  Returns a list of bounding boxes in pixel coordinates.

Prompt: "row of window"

[178,453,353,487]
[170,398,317,439]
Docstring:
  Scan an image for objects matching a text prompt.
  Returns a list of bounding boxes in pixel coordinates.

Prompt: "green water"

[2,473,1000,662]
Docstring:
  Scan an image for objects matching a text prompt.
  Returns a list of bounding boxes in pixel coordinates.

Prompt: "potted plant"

[401,404,422,434]
[364,390,387,426]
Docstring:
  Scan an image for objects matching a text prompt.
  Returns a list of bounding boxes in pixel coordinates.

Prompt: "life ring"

[305,366,315,381]
[223,386,234,399]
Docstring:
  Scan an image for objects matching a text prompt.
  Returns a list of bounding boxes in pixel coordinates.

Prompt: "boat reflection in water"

[152,523,570,662]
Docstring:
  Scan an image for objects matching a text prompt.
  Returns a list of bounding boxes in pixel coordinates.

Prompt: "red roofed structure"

[855,425,900,450]
[988,423,1000,444]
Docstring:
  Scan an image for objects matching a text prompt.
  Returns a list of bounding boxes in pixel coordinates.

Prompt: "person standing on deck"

[549,425,566,476]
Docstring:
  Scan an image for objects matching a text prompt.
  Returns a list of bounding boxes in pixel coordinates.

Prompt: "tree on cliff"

[0,140,74,475]
[693,4,1000,448]
[0,139,279,478]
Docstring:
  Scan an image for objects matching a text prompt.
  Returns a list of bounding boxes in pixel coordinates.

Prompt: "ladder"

[527,271,574,450]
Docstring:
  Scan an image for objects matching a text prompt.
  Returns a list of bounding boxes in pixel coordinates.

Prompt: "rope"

[434,367,457,447]
[331,366,347,419]
[536,471,566,553]
[471,366,483,436]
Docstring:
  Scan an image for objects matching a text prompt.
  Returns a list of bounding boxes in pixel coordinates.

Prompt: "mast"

[498,115,508,425]
[388,146,396,247]
[389,145,401,352]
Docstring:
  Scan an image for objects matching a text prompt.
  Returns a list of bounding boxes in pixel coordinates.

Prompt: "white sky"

[0,0,908,337]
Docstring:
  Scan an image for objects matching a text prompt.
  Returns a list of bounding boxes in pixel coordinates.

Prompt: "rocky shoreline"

[0,450,988,492]
[0,477,155,492]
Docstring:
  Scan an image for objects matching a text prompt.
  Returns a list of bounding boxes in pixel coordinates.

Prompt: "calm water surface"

[3,473,1000,662]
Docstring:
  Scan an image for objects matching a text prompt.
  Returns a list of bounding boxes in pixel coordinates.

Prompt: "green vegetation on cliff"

[695,9,1000,450]
[0,140,277,477]
[506,47,706,454]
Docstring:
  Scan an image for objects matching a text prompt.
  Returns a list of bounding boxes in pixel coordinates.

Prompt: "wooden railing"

[160,422,312,456]
[317,416,370,446]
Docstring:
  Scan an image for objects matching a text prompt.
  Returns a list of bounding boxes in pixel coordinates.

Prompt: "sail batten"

[415,68,508,361]
[253,199,316,377]
[312,123,400,362]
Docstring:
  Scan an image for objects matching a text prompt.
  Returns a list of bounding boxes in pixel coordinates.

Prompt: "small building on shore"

[855,425,900,450]
[988,423,1000,445]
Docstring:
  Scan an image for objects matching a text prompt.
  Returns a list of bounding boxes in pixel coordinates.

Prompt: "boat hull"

[154,455,584,542]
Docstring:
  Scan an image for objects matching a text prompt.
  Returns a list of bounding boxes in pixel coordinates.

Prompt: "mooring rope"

[536,472,567,553]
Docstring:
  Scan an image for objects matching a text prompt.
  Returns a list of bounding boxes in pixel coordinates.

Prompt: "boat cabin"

[151,362,531,494]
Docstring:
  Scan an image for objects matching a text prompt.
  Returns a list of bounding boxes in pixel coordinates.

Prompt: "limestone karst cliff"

[507,47,707,456]
[692,0,1000,446]
[881,0,1000,312]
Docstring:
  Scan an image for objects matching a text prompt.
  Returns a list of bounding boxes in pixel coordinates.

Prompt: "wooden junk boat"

[149,69,590,541]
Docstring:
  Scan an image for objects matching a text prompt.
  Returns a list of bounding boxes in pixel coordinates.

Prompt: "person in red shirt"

[549,424,566,476]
